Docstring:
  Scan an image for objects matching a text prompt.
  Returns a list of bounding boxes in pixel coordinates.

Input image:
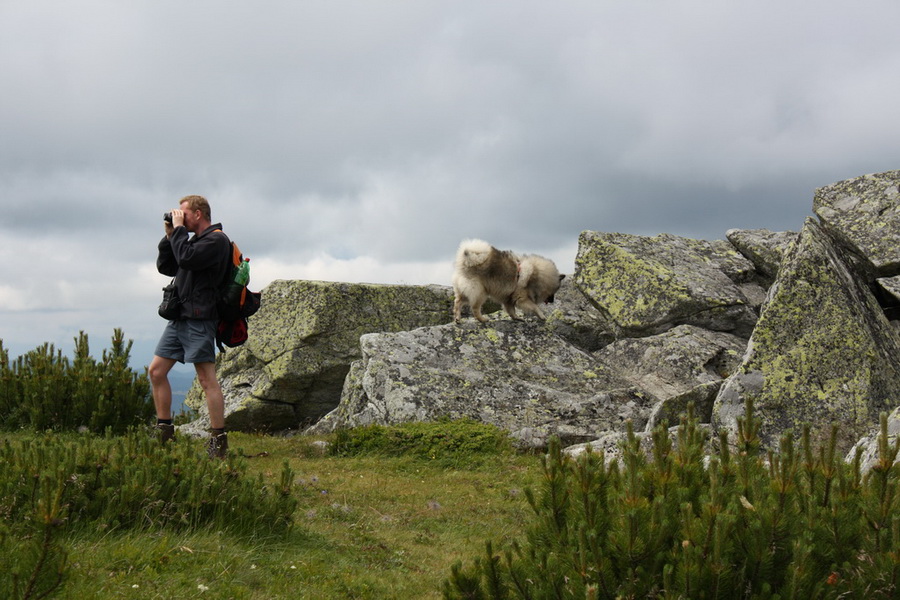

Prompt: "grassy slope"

[41,432,542,599]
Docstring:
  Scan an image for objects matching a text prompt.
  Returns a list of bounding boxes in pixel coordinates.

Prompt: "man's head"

[178,195,211,233]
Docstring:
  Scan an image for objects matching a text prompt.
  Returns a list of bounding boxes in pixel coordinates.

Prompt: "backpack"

[216,235,262,352]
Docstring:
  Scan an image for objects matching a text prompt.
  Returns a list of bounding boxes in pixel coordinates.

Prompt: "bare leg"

[148,355,177,420]
[194,362,225,429]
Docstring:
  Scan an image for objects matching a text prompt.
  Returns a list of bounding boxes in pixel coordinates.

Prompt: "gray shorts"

[154,319,217,364]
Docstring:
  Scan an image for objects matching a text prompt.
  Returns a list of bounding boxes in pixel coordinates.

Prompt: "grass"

[7,430,542,599]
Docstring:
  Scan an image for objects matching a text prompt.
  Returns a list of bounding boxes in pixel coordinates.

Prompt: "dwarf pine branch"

[444,400,900,598]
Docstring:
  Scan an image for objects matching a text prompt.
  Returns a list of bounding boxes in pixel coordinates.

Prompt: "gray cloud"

[2,0,899,366]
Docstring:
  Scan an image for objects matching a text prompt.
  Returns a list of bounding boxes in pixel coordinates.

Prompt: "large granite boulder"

[814,170,900,278]
[574,231,761,338]
[184,279,455,431]
[725,228,798,283]
[309,319,655,449]
[593,325,747,430]
[311,321,746,450]
[543,276,617,352]
[713,218,900,453]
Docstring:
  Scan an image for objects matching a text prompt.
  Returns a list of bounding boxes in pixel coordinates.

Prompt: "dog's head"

[543,274,566,303]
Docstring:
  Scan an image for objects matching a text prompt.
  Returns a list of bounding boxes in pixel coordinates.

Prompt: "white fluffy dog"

[452,239,564,323]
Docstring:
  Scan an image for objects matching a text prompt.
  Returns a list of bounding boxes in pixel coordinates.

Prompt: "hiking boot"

[155,422,176,444]
[207,431,228,459]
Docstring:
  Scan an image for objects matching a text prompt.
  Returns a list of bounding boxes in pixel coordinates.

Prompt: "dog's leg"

[503,302,521,321]
[517,299,546,320]
[453,294,464,323]
[471,299,489,323]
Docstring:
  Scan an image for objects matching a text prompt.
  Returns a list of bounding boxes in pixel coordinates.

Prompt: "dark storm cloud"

[2,0,900,365]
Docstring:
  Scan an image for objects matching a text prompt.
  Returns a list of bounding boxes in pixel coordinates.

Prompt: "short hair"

[179,195,211,221]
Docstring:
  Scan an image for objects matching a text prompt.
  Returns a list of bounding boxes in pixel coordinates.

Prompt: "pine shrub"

[0,329,153,433]
[0,485,68,600]
[444,402,900,599]
[0,430,297,599]
[0,429,299,599]
[0,430,298,535]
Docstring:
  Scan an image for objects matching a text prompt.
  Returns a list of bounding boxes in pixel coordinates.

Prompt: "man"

[148,195,232,458]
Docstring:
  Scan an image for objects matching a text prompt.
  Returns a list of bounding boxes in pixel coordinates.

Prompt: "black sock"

[211,428,226,436]
[157,418,173,426]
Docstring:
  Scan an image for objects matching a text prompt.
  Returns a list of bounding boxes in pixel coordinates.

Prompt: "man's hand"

[164,209,184,237]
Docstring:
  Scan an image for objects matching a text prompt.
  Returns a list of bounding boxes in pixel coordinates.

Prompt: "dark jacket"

[157,223,231,320]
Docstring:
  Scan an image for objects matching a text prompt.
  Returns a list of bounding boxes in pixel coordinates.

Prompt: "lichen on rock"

[574,230,759,337]
[713,217,900,452]
[310,318,654,449]
[814,170,900,277]
[185,279,455,431]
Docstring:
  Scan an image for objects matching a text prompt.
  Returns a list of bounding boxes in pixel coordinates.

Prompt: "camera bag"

[158,280,181,320]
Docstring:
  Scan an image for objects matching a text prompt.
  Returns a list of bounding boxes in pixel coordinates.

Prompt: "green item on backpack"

[215,232,262,351]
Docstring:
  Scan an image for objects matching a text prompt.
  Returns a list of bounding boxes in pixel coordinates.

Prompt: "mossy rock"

[311,318,655,449]
[713,218,900,453]
[594,324,747,428]
[185,280,455,431]
[574,230,759,338]
[814,169,900,277]
[726,228,798,282]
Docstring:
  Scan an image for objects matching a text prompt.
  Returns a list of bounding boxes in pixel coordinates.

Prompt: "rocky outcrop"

[543,277,617,352]
[183,280,454,430]
[849,406,900,472]
[311,320,745,451]
[573,231,760,338]
[309,320,654,449]
[814,170,900,277]
[725,228,797,283]
[184,169,900,467]
[712,217,900,452]
[594,325,746,430]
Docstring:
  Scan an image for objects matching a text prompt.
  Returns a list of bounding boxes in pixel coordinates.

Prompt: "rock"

[309,319,655,449]
[877,276,900,303]
[574,231,760,338]
[813,170,900,277]
[713,218,900,453]
[544,275,617,352]
[726,228,798,282]
[644,381,723,433]
[593,325,747,428]
[847,407,900,473]
[564,430,650,461]
[185,279,455,431]
[564,424,716,465]
[875,275,900,322]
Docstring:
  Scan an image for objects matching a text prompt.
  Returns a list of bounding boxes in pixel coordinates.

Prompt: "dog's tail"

[456,239,494,269]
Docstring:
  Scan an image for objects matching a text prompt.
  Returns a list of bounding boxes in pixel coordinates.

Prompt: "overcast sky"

[3,0,900,369]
